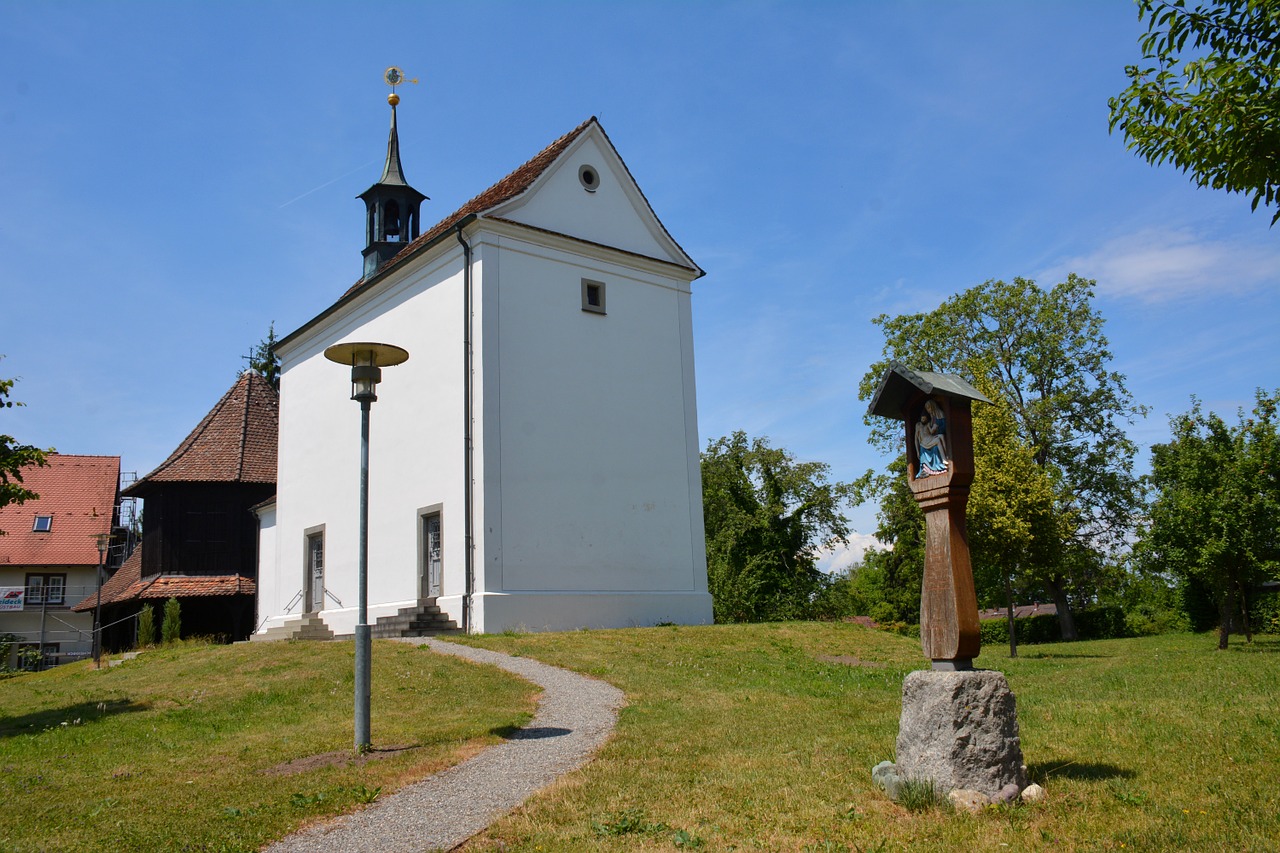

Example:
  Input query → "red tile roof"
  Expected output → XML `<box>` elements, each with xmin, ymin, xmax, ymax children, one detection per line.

<box><xmin>126</xmin><ymin>371</ymin><xmax>277</xmax><ymax>495</ymax></box>
<box><xmin>71</xmin><ymin>546</ymin><xmax>256</xmax><ymax>611</ymax></box>
<box><xmin>0</xmin><ymin>454</ymin><xmax>119</xmax><ymax>567</ymax></box>
<box><xmin>73</xmin><ymin>546</ymin><xmax>141</xmax><ymax>610</ymax></box>
<box><xmin>340</xmin><ymin>117</ymin><xmax>597</xmax><ymax>300</ymax></box>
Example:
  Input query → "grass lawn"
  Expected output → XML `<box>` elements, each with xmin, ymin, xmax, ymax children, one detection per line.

<box><xmin>2</xmin><ymin>626</ymin><xmax>1276</xmax><ymax>852</ymax></box>
<box><xmin>0</xmin><ymin>639</ymin><xmax>537</xmax><ymax>853</ymax></box>
<box><xmin>456</xmin><ymin>624</ymin><xmax>1280</xmax><ymax>852</ymax></box>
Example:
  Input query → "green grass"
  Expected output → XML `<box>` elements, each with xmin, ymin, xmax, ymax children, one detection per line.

<box><xmin>453</xmin><ymin>625</ymin><xmax>1280</xmax><ymax>852</ymax></box>
<box><xmin>0</xmin><ymin>639</ymin><xmax>536</xmax><ymax>853</ymax></box>
<box><xmin>2</xmin><ymin>627</ymin><xmax>1277</xmax><ymax>852</ymax></box>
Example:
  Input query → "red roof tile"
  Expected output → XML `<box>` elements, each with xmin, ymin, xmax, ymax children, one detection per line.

<box><xmin>340</xmin><ymin>117</ymin><xmax>598</xmax><ymax>299</ymax></box>
<box><xmin>127</xmin><ymin>371</ymin><xmax>277</xmax><ymax>494</ymax></box>
<box><xmin>0</xmin><ymin>454</ymin><xmax>119</xmax><ymax>566</ymax></box>
<box><xmin>72</xmin><ymin>545</ymin><xmax>141</xmax><ymax>610</ymax></box>
<box><xmin>72</xmin><ymin>546</ymin><xmax>255</xmax><ymax>611</ymax></box>
<box><xmin>135</xmin><ymin>574</ymin><xmax>256</xmax><ymax>599</ymax></box>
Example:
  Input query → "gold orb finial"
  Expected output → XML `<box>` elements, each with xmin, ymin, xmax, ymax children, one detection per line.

<box><xmin>388</xmin><ymin>92</ymin><xmax>400</xmax><ymax>106</ymax></box>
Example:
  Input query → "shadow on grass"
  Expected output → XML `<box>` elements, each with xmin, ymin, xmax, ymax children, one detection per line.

<box><xmin>1225</xmin><ymin>639</ymin><xmax>1280</xmax><ymax>653</ymax></box>
<box><xmin>1029</xmin><ymin>760</ymin><xmax>1135</xmax><ymax>782</ymax></box>
<box><xmin>493</xmin><ymin>725</ymin><xmax>572</xmax><ymax>740</ymax></box>
<box><xmin>0</xmin><ymin>698</ymin><xmax>146</xmax><ymax>738</ymax></box>
<box><xmin>1019</xmin><ymin>652</ymin><xmax>1113</xmax><ymax>660</ymax></box>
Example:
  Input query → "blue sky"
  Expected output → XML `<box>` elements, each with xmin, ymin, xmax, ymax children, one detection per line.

<box><xmin>3</xmin><ymin>2</ymin><xmax>1278</xmax><ymax>568</ymax></box>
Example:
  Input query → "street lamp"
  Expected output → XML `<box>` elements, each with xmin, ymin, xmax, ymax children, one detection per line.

<box><xmin>93</xmin><ymin>531</ymin><xmax>110</xmax><ymax>669</ymax></box>
<box><xmin>323</xmin><ymin>341</ymin><xmax>409</xmax><ymax>753</ymax></box>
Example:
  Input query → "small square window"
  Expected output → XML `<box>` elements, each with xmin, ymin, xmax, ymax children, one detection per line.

<box><xmin>32</xmin><ymin>515</ymin><xmax>52</xmax><ymax>533</ymax></box>
<box><xmin>581</xmin><ymin>279</ymin><xmax>606</xmax><ymax>315</ymax></box>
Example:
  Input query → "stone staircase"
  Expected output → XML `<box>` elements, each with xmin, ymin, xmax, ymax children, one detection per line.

<box><xmin>371</xmin><ymin>598</ymin><xmax>462</xmax><ymax>638</ymax></box>
<box><xmin>251</xmin><ymin>613</ymin><xmax>336</xmax><ymax>642</ymax></box>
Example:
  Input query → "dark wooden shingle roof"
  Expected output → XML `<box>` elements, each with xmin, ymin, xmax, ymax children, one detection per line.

<box><xmin>125</xmin><ymin>371</ymin><xmax>278</xmax><ymax>495</ymax></box>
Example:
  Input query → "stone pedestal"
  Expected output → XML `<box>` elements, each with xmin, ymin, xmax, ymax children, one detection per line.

<box><xmin>895</xmin><ymin>670</ymin><xmax>1027</xmax><ymax>797</ymax></box>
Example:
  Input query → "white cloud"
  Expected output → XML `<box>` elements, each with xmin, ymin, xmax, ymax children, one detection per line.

<box><xmin>816</xmin><ymin>532</ymin><xmax>885</xmax><ymax>575</ymax></box>
<box><xmin>1040</xmin><ymin>228</ymin><xmax>1280</xmax><ymax>302</ymax></box>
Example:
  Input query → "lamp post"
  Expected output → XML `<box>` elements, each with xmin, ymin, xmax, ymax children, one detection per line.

<box><xmin>324</xmin><ymin>341</ymin><xmax>409</xmax><ymax>753</ymax></box>
<box><xmin>93</xmin><ymin>532</ymin><xmax>110</xmax><ymax>669</ymax></box>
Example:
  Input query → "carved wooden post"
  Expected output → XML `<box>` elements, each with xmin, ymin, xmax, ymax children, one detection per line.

<box><xmin>868</xmin><ymin>363</ymin><xmax>989</xmax><ymax>670</ymax></box>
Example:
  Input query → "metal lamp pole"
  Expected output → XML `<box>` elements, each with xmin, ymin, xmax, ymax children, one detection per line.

<box><xmin>324</xmin><ymin>341</ymin><xmax>409</xmax><ymax>753</ymax></box>
<box><xmin>93</xmin><ymin>532</ymin><xmax>109</xmax><ymax>669</ymax></box>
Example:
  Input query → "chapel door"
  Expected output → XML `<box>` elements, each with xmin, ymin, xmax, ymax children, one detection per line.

<box><xmin>423</xmin><ymin>514</ymin><xmax>443</xmax><ymax>599</ymax></box>
<box><xmin>306</xmin><ymin>533</ymin><xmax>325</xmax><ymax>613</ymax></box>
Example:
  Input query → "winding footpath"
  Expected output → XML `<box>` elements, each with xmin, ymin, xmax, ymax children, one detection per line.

<box><xmin>263</xmin><ymin>638</ymin><xmax>625</xmax><ymax>853</ymax></box>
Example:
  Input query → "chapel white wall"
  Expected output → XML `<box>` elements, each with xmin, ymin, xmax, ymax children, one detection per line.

<box><xmin>264</xmin><ymin>251</ymin><xmax>468</xmax><ymax>636</ymax></box>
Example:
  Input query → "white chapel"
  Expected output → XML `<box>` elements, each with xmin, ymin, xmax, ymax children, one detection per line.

<box><xmin>254</xmin><ymin>93</ymin><xmax>713</xmax><ymax>636</ymax></box>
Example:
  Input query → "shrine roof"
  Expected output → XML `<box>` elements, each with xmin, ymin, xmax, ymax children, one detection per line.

<box><xmin>866</xmin><ymin>362</ymin><xmax>991</xmax><ymax>421</ymax></box>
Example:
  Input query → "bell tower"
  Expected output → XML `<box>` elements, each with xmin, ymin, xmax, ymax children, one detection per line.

<box><xmin>359</xmin><ymin>67</ymin><xmax>427</xmax><ymax>280</ymax></box>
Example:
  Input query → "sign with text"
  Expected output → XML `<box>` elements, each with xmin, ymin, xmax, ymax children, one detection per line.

<box><xmin>0</xmin><ymin>588</ymin><xmax>25</xmax><ymax>611</ymax></box>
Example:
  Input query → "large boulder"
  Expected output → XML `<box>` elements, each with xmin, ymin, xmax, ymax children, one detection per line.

<box><xmin>895</xmin><ymin>669</ymin><xmax>1028</xmax><ymax>797</ymax></box>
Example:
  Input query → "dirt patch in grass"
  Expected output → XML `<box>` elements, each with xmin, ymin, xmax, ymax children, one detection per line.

<box><xmin>261</xmin><ymin>743</ymin><xmax>418</xmax><ymax>776</ymax></box>
<box><xmin>815</xmin><ymin>653</ymin><xmax>887</xmax><ymax>668</ymax></box>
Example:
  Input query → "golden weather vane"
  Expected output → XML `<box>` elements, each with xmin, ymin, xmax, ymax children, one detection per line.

<box><xmin>384</xmin><ymin>67</ymin><xmax>419</xmax><ymax>105</ymax></box>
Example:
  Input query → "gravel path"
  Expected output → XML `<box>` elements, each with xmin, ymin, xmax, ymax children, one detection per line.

<box><xmin>262</xmin><ymin>638</ymin><xmax>625</xmax><ymax>853</ymax></box>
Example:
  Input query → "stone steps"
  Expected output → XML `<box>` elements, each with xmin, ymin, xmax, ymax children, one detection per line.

<box><xmin>251</xmin><ymin>613</ymin><xmax>336</xmax><ymax>642</ymax></box>
<box><xmin>371</xmin><ymin>598</ymin><xmax>462</xmax><ymax>639</ymax></box>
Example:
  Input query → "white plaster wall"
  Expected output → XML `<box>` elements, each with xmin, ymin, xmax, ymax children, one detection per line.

<box><xmin>495</xmin><ymin>133</ymin><xmax>683</xmax><ymax>266</ymax></box>
<box><xmin>0</xmin><ymin>565</ymin><xmax>97</xmax><ymax>661</ymax></box>
<box><xmin>478</xmin><ymin>230</ymin><xmax>711</xmax><ymax>629</ymax></box>
<box><xmin>264</xmin><ymin>248</ymin><xmax>469</xmax><ymax>636</ymax></box>
<box><xmin>253</xmin><ymin>502</ymin><xmax>276</xmax><ymax>630</ymax></box>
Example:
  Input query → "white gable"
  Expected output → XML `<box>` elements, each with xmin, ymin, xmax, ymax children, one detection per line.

<box><xmin>486</xmin><ymin>126</ymin><xmax>697</xmax><ymax>274</ymax></box>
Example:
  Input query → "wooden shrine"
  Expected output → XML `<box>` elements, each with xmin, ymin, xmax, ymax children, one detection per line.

<box><xmin>867</xmin><ymin>363</ymin><xmax>990</xmax><ymax>669</ymax></box>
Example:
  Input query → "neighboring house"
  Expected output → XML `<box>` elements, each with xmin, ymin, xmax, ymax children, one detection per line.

<box><xmin>978</xmin><ymin>603</ymin><xmax>1058</xmax><ymax>621</ymax></box>
<box><xmin>257</xmin><ymin>105</ymin><xmax>713</xmax><ymax>637</ymax></box>
<box><xmin>75</xmin><ymin>371</ymin><xmax>277</xmax><ymax>644</ymax></box>
<box><xmin>0</xmin><ymin>454</ymin><xmax>121</xmax><ymax>668</ymax></box>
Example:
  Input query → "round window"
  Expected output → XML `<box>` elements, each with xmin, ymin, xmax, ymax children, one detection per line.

<box><xmin>578</xmin><ymin>164</ymin><xmax>600</xmax><ymax>192</ymax></box>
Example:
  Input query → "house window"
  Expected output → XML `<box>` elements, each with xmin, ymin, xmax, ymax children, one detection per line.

<box><xmin>16</xmin><ymin>643</ymin><xmax>57</xmax><ymax>671</ymax></box>
<box><xmin>582</xmin><ymin>279</ymin><xmax>606</xmax><ymax>315</ymax></box>
<box><xmin>578</xmin><ymin>164</ymin><xmax>600</xmax><ymax>192</ymax></box>
<box><xmin>25</xmin><ymin>573</ymin><xmax>66</xmax><ymax>606</ymax></box>
<box><xmin>32</xmin><ymin>515</ymin><xmax>52</xmax><ymax>532</ymax></box>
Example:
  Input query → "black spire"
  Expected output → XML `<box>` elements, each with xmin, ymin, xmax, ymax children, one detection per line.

<box><xmin>358</xmin><ymin>92</ymin><xmax>427</xmax><ymax>280</ymax></box>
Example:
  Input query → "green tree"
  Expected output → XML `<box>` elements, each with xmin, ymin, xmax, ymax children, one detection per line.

<box><xmin>968</xmin><ymin>382</ymin><xmax>1064</xmax><ymax>656</ymax></box>
<box><xmin>1</xmin><ymin>360</ymin><xmax>50</xmax><ymax>531</ymax></box>
<box><xmin>250</xmin><ymin>322</ymin><xmax>281</xmax><ymax>391</ymax></box>
<box><xmin>844</xmin><ymin>458</ymin><xmax>925</xmax><ymax>625</ymax></box>
<box><xmin>701</xmin><ymin>432</ymin><xmax>854</xmax><ymax>623</ymax></box>
<box><xmin>1137</xmin><ymin>390</ymin><xmax>1280</xmax><ymax>649</ymax></box>
<box><xmin>859</xmin><ymin>276</ymin><xmax>1147</xmax><ymax>639</ymax></box>
<box><xmin>137</xmin><ymin>604</ymin><xmax>156</xmax><ymax>649</ymax></box>
<box><xmin>161</xmin><ymin>597</ymin><xmax>182</xmax><ymax>644</ymax></box>
<box><xmin>1109</xmin><ymin>0</ymin><xmax>1280</xmax><ymax>224</ymax></box>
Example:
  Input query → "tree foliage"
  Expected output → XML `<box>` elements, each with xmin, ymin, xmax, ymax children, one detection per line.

<box><xmin>137</xmin><ymin>604</ymin><xmax>157</xmax><ymax>649</ymax></box>
<box><xmin>162</xmin><ymin>597</ymin><xmax>182</xmax><ymax>645</ymax></box>
<box><xmin>1136</xmin><ymin>390</ymin><xmax>1280</xmax><ymax>648</ymax></box>
<box><xmin>842</xmin><ymin>458</ymin><xmax>924</xmax><ymax>625</ymax></box>
<box><xmin>1</xmin><ymin>360</ymin><xmax>50</xmax><ymax>532</ymax></box>
<box><xmin>968</xmin><ymin>381</ymin><xmax>1064</xmax><ymax>655</ymax></box>
<box><xmin>1109</xmin><ymin>0</ymin><xmax>1280</xmax><ymax>224</ymax></box>
<box><xmin>701</xmin><ymin>432</ymin><xmax>854</xmax><ymax>623</ymax></box>
<box><xmin>250</xmin><ymin>322</ymin><xmax>281</xmax><ymax>392</ymax></box>
<box><xmin>859</xmin><ymin>276</ymin><xmax>1147</xmax><ymax>638</ymax></box>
